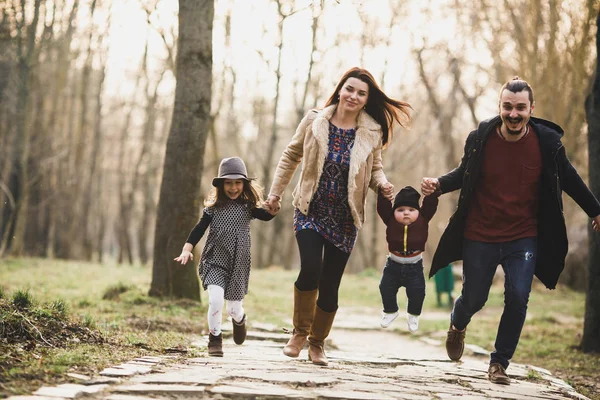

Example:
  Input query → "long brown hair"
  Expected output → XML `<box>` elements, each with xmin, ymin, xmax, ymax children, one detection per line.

<box><xmin>325</xmin><ymin>67</ymin><xmax>412</xmax><ymax>147</ymax></box>
<box><xmin>204</xmin><ymin>179</ymin><xmax>264</xmax><ymax>208</ymax></box>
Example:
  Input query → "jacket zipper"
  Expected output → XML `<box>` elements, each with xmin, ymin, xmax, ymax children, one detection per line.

<box><xmin>553</xmin><ymin>143</ymin><xmax>564</xmax><ymax>215</ymax></box>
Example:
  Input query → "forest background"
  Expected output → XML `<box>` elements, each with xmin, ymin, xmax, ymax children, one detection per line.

<box><xmin>0</xmin><ymin>0</ymin><xmax>599</xmax><ymax>297</ymax></box>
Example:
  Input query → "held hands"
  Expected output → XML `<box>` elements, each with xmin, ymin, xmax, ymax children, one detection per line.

<box><xmin>264</xmin><ymin>194</ymin><xmax>282</xmax><ymax>216</ymax></box>
<box><xmin>381</xmin><ymin>182</ymin><xmax>394</xmax><ymax>201</ymax></box>
<box><xmin>593</xmin><ymin>215</ymin><xmax>600</xmax><ymax>232</ymax></box>
<box><xmin>421</xmin><ymin>177</ymin><xmax>439</xmax><ymax>196</ymax></box>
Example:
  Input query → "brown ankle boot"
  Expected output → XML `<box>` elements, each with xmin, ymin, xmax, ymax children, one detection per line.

<box><xmin>208</xmin><ymin>333</ymin><xmax>223</xmax><ymax>357</ymax></box>
<box><xmin>307</xmin><ymin>306</ymin><xmax>336</xmax><ymax>366</ymax></box>
<box><xmin>283</xmin><ymin>286</ymin><xmax>318</xmax><ymax>358</ymax></box>
<box><xmin>232</xmin><ymin>314</ymin><xmax>247</xmax><ymax>345</ymax></box>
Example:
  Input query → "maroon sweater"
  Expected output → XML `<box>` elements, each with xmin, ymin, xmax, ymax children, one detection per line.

<box><xmin>377</xmin><ymin>192</ymin><xmax>438</xmax><ymax>254</ymax></box>
<box><xmin>465</xmin><ymin>126</ymin><xmax>541</xmax><ymax>242</ymax></box>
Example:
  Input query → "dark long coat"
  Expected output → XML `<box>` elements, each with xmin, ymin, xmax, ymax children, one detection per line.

<box><xmin>429</xmin><ymin>116</ymin><xmax>600</xmax><ymax>289</ymax></box>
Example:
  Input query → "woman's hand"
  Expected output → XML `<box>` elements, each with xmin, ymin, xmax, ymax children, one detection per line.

<box><xmin>265</xmin><ymin>194</ymin><xmax>282</xmax><ymax>215</ymax></box>
<box><xmin>381</xmin><ymin>182</ymin><xmax>394</xmax><ymax>201</ymax></box>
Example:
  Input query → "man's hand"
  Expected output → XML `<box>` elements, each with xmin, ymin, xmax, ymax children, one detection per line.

<box><xmin>421</xmin><ymin>177</ymin><xmax>439</xmax><ymax>196</ymax></box>
<box><xmin>593</xmin><ymin>215</ymin><xmax>600</xmax><ymax>232</ymax></box>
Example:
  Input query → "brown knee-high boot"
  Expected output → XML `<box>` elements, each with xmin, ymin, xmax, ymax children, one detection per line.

<box><xmin>308</xmin><ymin>306</ymin><xmax>336</xmax><ymax>366</ymax></box>
<box><xmin>283</xmin><ymin>286</ymin><xmax>318</xmax><ymax>357</ymax></box>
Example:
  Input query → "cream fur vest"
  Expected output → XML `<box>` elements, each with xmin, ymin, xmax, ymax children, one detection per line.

<box><xmin>269</xmin><ymin>105</ymin><xmax>388</xmax><ymax>229</ymax></box>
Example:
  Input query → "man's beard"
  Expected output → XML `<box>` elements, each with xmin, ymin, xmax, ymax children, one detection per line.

<box><xmin>506</xmin><ymin>117</ymin><xmax>525</xmax><ymax>135</ymax></box>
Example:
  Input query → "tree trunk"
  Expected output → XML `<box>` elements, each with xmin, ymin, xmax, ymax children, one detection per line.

<box><xmin>10</xmin><ymin>0</ymin><xmax>42</xmax><ymax>255</ymax></box>
<box><xmin>149</xmin><ymin>0</ymin><xmax>213</xmax><ymax>300</ymax></box>
<box><xmin>258</xmin><ymin>1</ymin><xmax>285</xmax><ymax>269</ymax></box>
<box><xmin>582</xmin><ymin>10</ymin><xmax>600</xmax><ymax>353</ymax></box>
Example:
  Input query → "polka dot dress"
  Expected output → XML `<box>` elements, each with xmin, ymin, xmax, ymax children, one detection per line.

<box><xmin>199</xmin><ymin>200</ymin><xmax>253</xmax><ymax>301</ymax></box>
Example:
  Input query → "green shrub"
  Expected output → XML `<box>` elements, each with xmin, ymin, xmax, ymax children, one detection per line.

<box><xmin>50</xmin><ymin>299</ymin><xmax>68</xmax><ymax>317</ymax></box>
<box><xmin>82</xmin><ymin>314</ymin><xmax>96</xmax><ymax>329</ymax></box>
<box><xmin>102</xmin><ymin>283</ymin><xmax>130</xmax><ymax>300</ymax></box>
<box><xmin>12</xmin><ymin>290</ymin><xmax>33</xmax><ymax>309</ymax></box>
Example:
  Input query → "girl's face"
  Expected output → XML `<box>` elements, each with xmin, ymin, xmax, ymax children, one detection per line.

<box><xmin>394</xmin><ymin>206</ymin><xmax>419</xmax><ymax>225</ymax></box>
<box><xmin>338</xmin><ymin>77</ymin><xmax>369</xmax><ymax>113</ymax></box>
<box><xmin>223</xmin><ymin>179</ymin><xmax>245</xmax><ymax>200</ymax></box>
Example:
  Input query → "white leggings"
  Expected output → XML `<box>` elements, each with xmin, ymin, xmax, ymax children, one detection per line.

<box><xmin>207</xmin><ymin>285</ymin><xmax>245</xmax><ymax>336</ymax></box>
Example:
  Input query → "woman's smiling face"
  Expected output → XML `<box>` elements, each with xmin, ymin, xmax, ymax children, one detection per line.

<box><xmin>338</xmin><ymin>77</ymin><xmax>369</xmax><ymax>113</ymax></box>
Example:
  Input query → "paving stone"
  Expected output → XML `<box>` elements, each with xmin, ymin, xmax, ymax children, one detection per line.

<box><xmin>100</xmin><ymin>368</ymin><xmax>137</xmax><ymax>377</ymax></box>
<box><xmin>134</xmin><ymin>356</ymin><xmax>163</xmax><ymax>363</ymax></box>
<box><xmin>250</xmin><ymin>321</ymin><xmax>280</xmax><ymax>332</ymax></box>
<box><xmin>468</xmin><ymin>379</ymin><xmax>576</xmax><ymax>400</ymax></box>
<box><xmin>105</xmin><ymin>395</ymin><xmax>162</xmax><ymax>400</ymax></box>
<box><xmin>100</xmin><ymin>363</ymin><xmax>152</xmax><ymax>377</ymax></box>
<box><xmin>207</xmin><ymin>383</ymin><xmax>310</xmax><ymax>398</ymax></box>
<box><xmin>120</xmin><ymin>361</ymin><xmax>156</xmax><ymax>366</ymax></box>
<box><xmin>229</xmin><ymin>370</ymin><xmax>338</xmax><ymax>385</ymax></box>
<box><xmin>111</xmin><ymin>384</ymin><xmax>206</xmax><ymax>395</ymax></box>
<box><xmin>465</xmin><ymin>343</ymin><xmax>490</xmax><ymax>356</ymax></box>
<box><xmin>245</xmin><ymin>330</ymin><xmax>291</xmax><ymax>342</ymax></box>
<box><xmin>119</xmin><ymin>364</ymin><xmax>153</xmax><ymax>373</ymax></box>
<box><xmin>65</xmin><ymin>373</ymin><xmax>91</xmax><ymax>381</ymax></box>
<box><xmin>312</xmin><ymin>388</ymin><xmax>398</xmax><ymax>399</ymax></box>
<box><xmin>129</xmin><ymin>367</ymin><xmax>225</xmax><ymax>385</ymax></box>
<box><xmin>33</xmin><ymin>383</ymin><xmax>109</xmax><ymax>398</ymax></box>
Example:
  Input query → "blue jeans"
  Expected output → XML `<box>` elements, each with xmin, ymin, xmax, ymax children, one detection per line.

<box><xmin>379</xmin><ymin>258</ymin><xmax>425</xmax><ymax>315</ymax></box>
<box><xmin>452</xmin><ymin>237</ymin><xmax>537</xmax><ymax>369</ymax></box>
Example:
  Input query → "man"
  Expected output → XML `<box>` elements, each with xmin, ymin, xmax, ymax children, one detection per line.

<box><xmin>422</xmin><ymin>76</ymin><xmax>600</xmax><ymax>385</ymax></box>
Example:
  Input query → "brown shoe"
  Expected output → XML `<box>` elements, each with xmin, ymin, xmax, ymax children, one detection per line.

<box><xmin>232</xmin><ymin>314</ymin><xmax>247</xmax><ymax>345</ymax></box>
<box><xmin>208</xmin><ymin>333</ymin><xmax>223</xmax><ymax>357</ymax></box>
<box><xmin>446</xmin><ymin>323</ymin><xmax>466</xmax><ymax>361</ymax></box>
<box><xmin>307</xmin><ymin>306</ymin><xmax>337</xmax><ymax>366</ymax></box>
<box><xmin>283</xmin><ymin>287</ymin><xmax>317</xmax><ymax>358</ymax></box>
<box><xmin>488</xmin><ymin>363</ymin><xmax>510</xmax><ymax>385</ymax></box>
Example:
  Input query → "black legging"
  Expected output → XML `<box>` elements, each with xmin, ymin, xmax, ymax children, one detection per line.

<box><xmin>295</xmin><ymin>229</ymin><xmax>351</xmax><ymax>312</ymax></box>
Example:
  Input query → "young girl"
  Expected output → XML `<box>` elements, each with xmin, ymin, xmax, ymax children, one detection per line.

<box><xmin>174</xmin><ymin>157</ymin><xmax>275</xmax><ymax>357</ymax></box>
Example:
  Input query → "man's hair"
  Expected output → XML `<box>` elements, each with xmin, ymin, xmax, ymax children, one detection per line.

<box><xmin>499</xmin><ymin>76</ymin><xmax>534</xmax><ymax>105</ymax></box>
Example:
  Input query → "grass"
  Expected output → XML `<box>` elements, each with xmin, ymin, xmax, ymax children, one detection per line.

<box><xmin>0</xmin><ymin>257</ymin><xmax>598</xmax><ymax>399</ymax></box>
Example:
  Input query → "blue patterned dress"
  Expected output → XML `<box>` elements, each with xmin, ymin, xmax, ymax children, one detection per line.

<box><xmin>294</xmin><ymin>122</ymin><xmax>358</xmax><ymax>253</ymax></box>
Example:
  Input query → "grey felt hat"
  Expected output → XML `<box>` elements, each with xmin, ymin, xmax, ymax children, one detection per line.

<box><xmin>212</xmin><ymin>157</ymin><xmax>253</xmax><ymax>187</ymax></box>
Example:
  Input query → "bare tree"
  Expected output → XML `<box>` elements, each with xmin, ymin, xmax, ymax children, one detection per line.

<box><xmin>149</xmin><ymin>0</ymin><xmax>213</xmax><ymax>299</ymax></box>
<box><xmin>582</xmin><ymin>9</ymin><xmax>600</xmax><ymax>353</ymax></box>
<box><xmin>9</xmin><ymin>0</ymin><xmax>42</xmax><ymax>255</ymax></box>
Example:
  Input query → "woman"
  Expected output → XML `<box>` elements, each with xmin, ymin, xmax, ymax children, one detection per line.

<box><xmin>265</xmin><ymin>67</ymin><xmax>411</xmax><ymax>366</ymax></box>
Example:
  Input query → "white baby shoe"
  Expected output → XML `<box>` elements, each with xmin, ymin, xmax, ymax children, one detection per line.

<box><xmin>380</xmin><ymin>311</ymin><xmax>399</xmax><ymax>328</ymax></box>
<box><xmin>407</xmin><ymin>313</ymin><xmax>419</xmax><ymax>332</ymax></box>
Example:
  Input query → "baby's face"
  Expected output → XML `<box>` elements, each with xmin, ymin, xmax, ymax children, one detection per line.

<box><xmin>394</xmin><ymin>206</ymin><xmax>419</xmax><ymax>225</ymax></box>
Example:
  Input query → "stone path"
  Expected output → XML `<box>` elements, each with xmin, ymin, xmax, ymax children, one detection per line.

<box><xmin>7</xmin><ymin>309</ymin><xmax>589</xmax><ymax>400</ymax></box>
